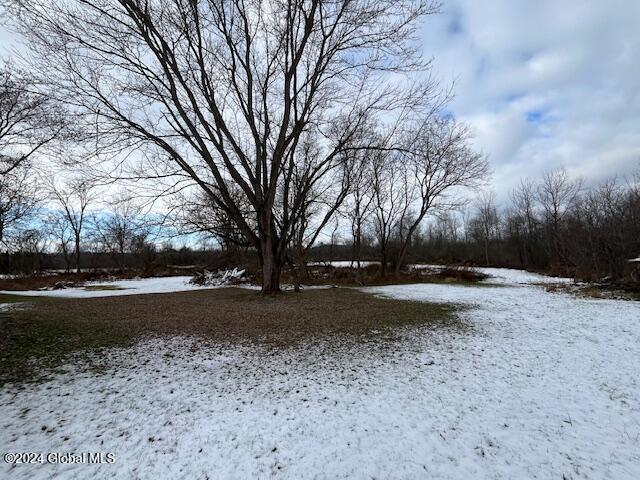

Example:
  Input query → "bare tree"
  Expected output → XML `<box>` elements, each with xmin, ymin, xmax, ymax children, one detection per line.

<box><xmin>0</xmin><ymin>65</ymin><xmax>65</xmax><ymax>175</ymax></box>
<box><xmin>10</xmin><ymin>0</ymin><xmax>441</xmax><ymax>292</ymax></box>
<box><xmin>92</xmin><ymin>195</ymin><xmax>150</xmax><ymax>271</ymax></box>
<box><xmin>46</xmin><ymin>210</ymin><xmax>74</xmax><ymax>271</ymax></box>
<box><xmin>288</xmin><ymin>136</ymin><xmax>353</xmax><ymax>280</ymax></box>
<box><xmin>471</xmin><ymin>191</ymin><xmax>499</xmax><ymax>266</ymax></box>
<box><xmin>369</xmin><ymin>116</ymin><xmax>486</xmax><ymax>276</ymax></box>
<box><xmin>46</xmin><ymin>176</ymin><xmax>96</xmax><ymax>273</ymax></box>
<box><xmin>345</xmin><ymin>149</ymin><xmax>376</xmax><ymax>272</ymax></box>
<box><xmin>0</xmin><ymin>163</ymin><xmax>39</xmax><ymax>246</ymax></box>
<box><xmin>509</xmin><ymin>178</ymin><xmax>539</xmax><ymax>266</ymax></box>
<box><xmin>370</xmin><ymin>148</ymin><xmax>409</xmax><ymax>276</ymax></box>
<box><xmin>391</xmin><ymin>117</ymin><xmax>487</xmax><ymax>274</ymax></box>
<box><xmin>538</xmin><ymin>168</ymin><xmax>582</xmax><ymax>266</ymax></box>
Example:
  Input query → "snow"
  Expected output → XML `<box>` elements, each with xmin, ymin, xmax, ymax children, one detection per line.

<box><xmin>0</xmin><ymin>265</ymin><xmax>572</xmax><ymax>299</ymax></box>
<box><xmin>2</xmin><ymin>269</ymin><xmax>640</xmax><ymax>479</ymax></box>
<box><xmin>308</xmin><ymin>260</ymin><xmax>379</xmax><ymax>268</ymax></box>
<box><xmin>311</xmin><ymin>261</ymin><xmax>574</xmax><ymax>285</ymax></box>
<box><xmin>475</xmin><ymin>266</ymin><xmax>572</xmax><ymax>285</ymax></box>
<box><xmin>0</xmin><ymin>276</ymin><xmax>218</xmax><ymax>298</ymax></box>
<box><xmin>0</xmin><ymin>276</ymin><xmax>327</xmax><ymax>298</ymax></box>
<box><xmin>409</xmin><ymin>263</ymin><xmax>573</xmax><ymax>285</ymax></box>
<box><xmin>190</xmin><ymin>268</ymin><xmax>246</xmax><ymax>286</ymax></box>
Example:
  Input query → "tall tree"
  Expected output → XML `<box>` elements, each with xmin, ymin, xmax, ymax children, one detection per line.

<box><xmin>509</xmin><ymin>178</ymin><xmax>539</xmax><ymax>266</ymax></box>
<box><xmin>369</xmin><ymin>116</ymin><xmax>487</xmax><ymax>276</ymax></box>
<box><xmin>92</xmin><ymin>195</ymin><xmax>151</xmax><ymax>271</ymax></box>
<box><xmin>9</xmin><ymin>0</ymin><xmax>440</xmax><ymax>292</ymax></box>
<box><xmin>0</xmin><ymin>66</ymin><xmax>65</xmax><ymax>175</ymax></box>
<box><xmin>391</xmin><ymin>117</ymin><xmax>487</xmax><ymax>274</ymax></box>
<box><xmin>46</xmin><ymin>177</ymin><xmax>96</xmax><ymax>273</ymax></box>
<box><xmin>472</xmin><ymin>191</ymin><xmax>499</xmax><ymax>266</ymax></box>
<box><xmin>538</xmin><ymin>168</ymin><xmax>582</xmax><ymax>267</ymax></box>
<box><xmin>345</xmin><ymin>148</ymin><xmax>376</xmax><ymax>273</ymax></box>
<box><xmin>0</xmin><ymin>163</ymin><xmax>39</xmax><ymax>246</ymax></box>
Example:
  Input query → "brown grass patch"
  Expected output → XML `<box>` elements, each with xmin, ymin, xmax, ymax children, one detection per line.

<box><xmin>287</xmin><ymin>264</ymin><xmax>489</xmax><ymax>287</ymax></box>
<box><xmin>0</xmin><ymin>288</ymin><xmax>461</xmax><ymax>385</ymax></box>
<box><xmin>545</xmin><ymin>283</ymin><xmax>640</xmax><ymax>301</ymax></box>
<box><xmin>0</xmin><ymin>269</ymin><xmax>192</xmax><ymax>291</ymax></box>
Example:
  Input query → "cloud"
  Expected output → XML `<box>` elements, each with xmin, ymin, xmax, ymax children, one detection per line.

<box><xmin>2</xmin><ymin>1</ymin><xmax>638</xmax><ymax>205</ymax></box>
<box><xmin>420</xmin><ymin>0</ymin><xmax>640</xmax><ymax>200</ymax></box>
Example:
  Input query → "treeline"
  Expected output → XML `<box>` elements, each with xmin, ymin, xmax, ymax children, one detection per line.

<box><xmin>3</xmin><ymin>160</ymin><xmax>639</xmax><ymax>284</ymax></box>
<box><xmin>2</xmin><ymin>66</ymin><xmax>638</xmax><ymax>282</ymax></box>
<box><xmin>462</xmin><ymin>170</ymin><xmax>640</xmax><ymax>281</ymax></box>
<box><xmin>0</xmin><ymin>173</ymin><xmax>175</xmax><ymax>274</ymax></box>
<box><xmin>314</xmin><ymin>169</ymin><xmax>639</xmax><ymax>282</ymax></box>
<box><xmin>0</xmin><ymin>246</ymin><xmax>232</xmax><ymax>276</ymax></box>
<box><xmin>3</xmin><ymin>1</ymin><xmax>639</xmax><ymax>291</ymax></box>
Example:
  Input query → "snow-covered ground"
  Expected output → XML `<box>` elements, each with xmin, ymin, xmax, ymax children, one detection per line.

<box><xmin>0</xmin><ymin>276</ymin><xmax>215</xmax><ymax>298</ymax></box>
<box><xmin>409</xmin><ymin>263</ymin><xmax>574</xmax><ymax>285</ymax></box>
<box><xmin>476</xmin><ymin>266</ymin><xmax>573</xmax><ymax>285</ymax></box>
<box><xmin>0</xmin><ymin>265</ymin><xmax>570</xmax><ymax>299</ymax></box>
<box><xmin>311</xmin><ymin>261</ymin><xmax>574</xmax><ymax>285</ymax></box>
<box><xmin>1</xmin><ymin>269</ymin><xmax>639</xmax><ymax>479</ymax></box>
<box><xmin>308</xmin><ymin>260</ymin><xmax>380</xmax><ymax>268</ymax></box>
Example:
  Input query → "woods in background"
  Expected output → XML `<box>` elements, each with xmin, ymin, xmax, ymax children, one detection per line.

<box><xmin>0</xmin><ymin>2</ymin><xmax>638</xmax><ymax>287</ymax></box>
<box><xmin>419</xmin><ymin>169</ymin><xmax>640</xmax><ymax>282</ymax></box>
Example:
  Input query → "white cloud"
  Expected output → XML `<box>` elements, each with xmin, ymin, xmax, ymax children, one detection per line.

<box><xmin>420</xmin><ymin>0</ymin><xmax>640</xmax><ymax>200</ymax></box>
<box><xmin>1</xmin><ymin>1</ymin><xmax>638</xmax><ymax>204</ymax></box>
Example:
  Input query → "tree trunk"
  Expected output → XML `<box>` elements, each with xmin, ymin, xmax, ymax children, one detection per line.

<box><xmin>394</xmin><ymin>222</ymin><xmax>421</xmax><ymax>277</ymax></box>
<box><xmin>75</xmin><ymin>233</ymin><xmax>81</xmax><ymax>273</ymax></box>
<box><xmin>484</xmin><ymin>237</ymin><xmax>490</xmax><ymax>266</ymax></box>
<box><xmin>261</xmin><ymin>250</ymin><xmax>282</xmax><ymax>294</ymax></box>
<box><xmin>285</xmin><ymin>255</ymin><xmax>301</xmax><ymax>293</ymax></box>
<box><xmin>380</xmin><ymin>245</ymin><xmax>388</xmax><ymax>278</ymax></box>
<box><xmin>394</xmin><ymin>239</ymin><xmax>411</xmax><ymax>277</ymax></box>
<box><xmin>258</xmin><ymin>215</ymin><xmax>282</xmax><ymax>294</ymax></box>
<box><xmin>295</xmin><ymin>252</ymin><xmax>309</xmax><ymax>281</ymax></box>
<box><xmin>353</xmin><ymin>226</ymin><xmax>364</xmax><ymax>284</ymax></box>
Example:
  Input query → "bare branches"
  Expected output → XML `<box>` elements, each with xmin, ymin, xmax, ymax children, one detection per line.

<box><xmin>0</xmin><ymin>161</ymin><xmax>40</xmax><ymax>245</ymax></box>
<box><xmin>0</xmin><ymin>65</ymin><xmax>67</xmax><ymax>174</ymax></box>
<box><xmin>369</xmin><ymin>114</ymin><xmax>488</xmax><ymax>275</ymax></box>
<box><xmin>44</xmin><ymin>175</ymin><xmax>98</xmax><ymax>272</ymax></box>
<box><xmin>6</xmin><ymin>0</ymin><xmax>442</xmax><ymax>291</ymax></box>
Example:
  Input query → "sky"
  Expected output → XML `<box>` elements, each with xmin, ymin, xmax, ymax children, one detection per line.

<box><xmin>419</xmin><ymin>0</ymin><xmax>640</xmax><ymax>201</ymax></box>
<box><xmin>1</xmin><ymin>1</ymin><xmax>639</xmax><ymax>204</ymax></box>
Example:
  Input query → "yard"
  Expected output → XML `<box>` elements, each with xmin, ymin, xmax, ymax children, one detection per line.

<box><xmin>1</xmin><ymin>268</ymin><xmax>639</xmax><ymax>479</ymax></box>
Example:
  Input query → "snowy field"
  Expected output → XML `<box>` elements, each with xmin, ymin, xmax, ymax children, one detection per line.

<box><xmin>0</xmin><ymin>265</ymin><xmax>571</xmax><ymax>299</ymax></box>
<box><xmin>308</xmin><ymin>260</ymin><xmax>380</xmax><ymax>268</ymax></box>
<box><xmin>0</xmin><ymin>276</ymin><xmax>213</xmax><ymax>298</ymax></box>
<box><xmin>1</xmin><ymin>268</ymin><xmax>639</xmax><ymax>479</ymax></box>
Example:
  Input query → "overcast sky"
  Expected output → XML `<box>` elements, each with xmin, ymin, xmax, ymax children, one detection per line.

<box><xmin>419</xmin><ymin>0</ymin><xmax>640</xmax><ymax>200</ymax></box>
<box><xmin>1</xmin><ymin>1</ymin><xmax>639</xmax><ymax>203</ymax></box>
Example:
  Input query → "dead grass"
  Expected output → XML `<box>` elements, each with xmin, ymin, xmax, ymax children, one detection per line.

<box><xmin>545</xmin><ymin>283</ymin><xmax>640</xmax><ymax>301</ymax></box>
<box><xmin>0</xmin><ymin>272</ymin><xmax>121</xmax><ymax>291</ymax></box>
<box><xmin>0</xmin><ymin>268</ymin><xmax>188</xmax><ymax>291</ymax></box>
<box><xmin>83</xmin><ymin>285</ymin><xmax>126</xmax><ymax>291</ymax></box>
<box><xmin>0</xmin><ymin>288</ymin><xmax>462</xmax><ymax>386</ymax></box>
<box><xmin>286</xmin><ymin>264</ymin><xmax>489</xmax><ymax>288</ymax></box>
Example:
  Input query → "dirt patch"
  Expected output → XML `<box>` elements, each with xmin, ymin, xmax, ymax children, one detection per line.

<box><xmin>0</xmin><ymin>288</ymin><xmax>462</xmax><ymax>386</ymax></box>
